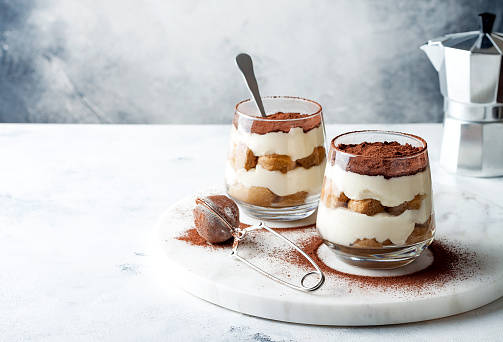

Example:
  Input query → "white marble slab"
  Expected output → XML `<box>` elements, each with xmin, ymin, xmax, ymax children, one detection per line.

<box><xmin>2</xmin><ymin>123</ymin><xmax>503</xmax><ymax>341</ymax></box>
<box><xmin>155</xmin><ymin>184</ymin><xmax>503</xmax><ymax>326</ymax></box>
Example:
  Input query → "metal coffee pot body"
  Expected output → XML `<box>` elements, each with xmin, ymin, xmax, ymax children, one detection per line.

<box><xmin>421</xmin><ymin>13</ymin><xmax>503</xmax><ymax>177</ymax></box>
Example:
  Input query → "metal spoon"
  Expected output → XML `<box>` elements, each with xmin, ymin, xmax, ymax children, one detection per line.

<box><xmin>235</xmin><ymin>53</ymin><xmax>267</xmax><ymax>118</ymax></box>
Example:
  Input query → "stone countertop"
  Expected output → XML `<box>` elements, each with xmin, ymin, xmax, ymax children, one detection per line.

<box><xmin>1</xmin><ymin>123</ymin><xmax>502</xmax><ymax>341</ymax></box>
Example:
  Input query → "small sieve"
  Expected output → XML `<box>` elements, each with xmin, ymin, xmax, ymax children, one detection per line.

<box><xmin>196</xmin><ymin>197</ymin><xmax>325</xmax><ymax>292</ymax></box>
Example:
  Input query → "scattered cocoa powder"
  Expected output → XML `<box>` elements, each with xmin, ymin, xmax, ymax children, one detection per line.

<box><xmin>233</xmin><ymin>111</ymin><xmax>322</xmax><ymax>134</ymax></box>
<box><xmin>331</xmin><ymin>140</ymin><xmax>429</xmax><ymax>179</ymax></box>
<box><xmin>289</xmin><ymin>236</ymin><xmax>465</xmax><ymax>292</ymax></box>
<box><xmin>176</xmin><ymin>223</ymin><xmax>315</xmax><ymax>248</ymax></box>
<box><xmin>176</xmin><ymin>227</ymin><xmax>233</xmax><ymax>248</ymax></box>
<box><xmin>176</xmin><ymin>222</ymin><xmax>474</xmax><ymax>293</ymax></box>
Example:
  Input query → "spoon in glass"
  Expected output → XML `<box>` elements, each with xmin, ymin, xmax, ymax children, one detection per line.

<box><xmin>235</xmin><ymin>53</ymin><xmax>267</xmax><ymax>118</ymax></box>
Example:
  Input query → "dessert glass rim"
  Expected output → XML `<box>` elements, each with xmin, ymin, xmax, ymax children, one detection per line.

<box><xmin>330</xmin><ymin>130</ymin><xmax>428</xmax><ymax>159</ymax></box>
<box><xmin>235</xmin><ymin>96</ymin><xmax>322</xmax><ymax>121</ymax></box>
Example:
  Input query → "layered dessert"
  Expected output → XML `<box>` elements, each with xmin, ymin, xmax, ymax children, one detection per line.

<box><xmin>225</xmin><ymin>111</ymin><xmax>326</xmax><ymax>208</ymax></box>
<box><xmin>316</xmin><ymin>134</ymin><xmax>435</xmax><ymax>257</ymax></box>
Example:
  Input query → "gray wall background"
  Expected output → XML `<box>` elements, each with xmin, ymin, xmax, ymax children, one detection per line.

<box><xmin>1</xmin><ymin>0</ymin><xmax>502</xmax><ymax>124</ymax></box>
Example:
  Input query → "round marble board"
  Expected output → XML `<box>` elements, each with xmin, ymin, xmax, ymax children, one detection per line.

<box><xmin>154</xmin><ymin>183</ymin><xmax>503</xmax><ymax>326</ymax></box>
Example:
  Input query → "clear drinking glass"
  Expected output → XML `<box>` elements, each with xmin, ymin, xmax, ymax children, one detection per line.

<box><xmin>225</xmin><ymin>96</ymin><xmax>326</xmax><ymax>221</ymax></box>
<box><xmin>316</xmin><ymin>130</ymin><xmax>435</xmax><ymax>269</ymax></box>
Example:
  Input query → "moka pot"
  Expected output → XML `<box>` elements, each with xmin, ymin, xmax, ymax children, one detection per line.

<box><xmin>421</xmin><ymin>12</ymin><xmax>503</xmax><ymax>177</ymax></box>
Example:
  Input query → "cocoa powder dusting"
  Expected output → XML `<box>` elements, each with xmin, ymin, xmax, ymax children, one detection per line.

<box><xmin>177</xmin><ymin>228</ymin><xmax>233</xmax><ymax>248</ymax></box>
<box><xmin>233</xmin><ymin>111</ymin><xmax>322</xmax><ymax>134</ymax></box>
<box><xmin>337</xmin><ymin>141</ymin><xmax>423</xmax><ymax>158</ymax></box>
<box><xmin>332</xmin><ymin>141</ymin><xmax>428</xmax><ymax>179</ymax></box>
<box><xmin>176</xmin><ymin>223</ymin><xmax>314</xmax><ymax>248</ymax></box>
<box><xmin>288</xmin><ymin>236</ymin><xmax>463</xmax><ymax>292</ymax></box>
<box><xmin>177</xmin><ymin>222</ymin><xmax>472</xmax><ymax>293</ymax></box>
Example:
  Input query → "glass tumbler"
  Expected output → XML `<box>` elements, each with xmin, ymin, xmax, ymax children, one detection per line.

<box><xmin>225</xmin><ymin>96</ymin><xmax>326</xmax><ymax>221</ymax></box>
<box><xmin>316</xmin><ymin>130</ymin><xmax>435</xmax><ymax>269</ymax></box>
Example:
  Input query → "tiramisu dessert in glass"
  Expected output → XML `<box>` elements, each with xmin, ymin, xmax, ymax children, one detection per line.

<box><xmin>225</xmin><ymin>96</ymin><xmax>326</xmax><ymax>221</ymax></box>
<box><xmin>316</xmin><ymin>130</ymin><xmax>435</xmax><ymax>268</ymax></box>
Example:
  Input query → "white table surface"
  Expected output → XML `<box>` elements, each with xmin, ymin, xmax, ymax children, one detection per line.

<box><xmin>1</xmin><ymin>123</ymin><xmax>502</xmax><ymax>341</ymax></box>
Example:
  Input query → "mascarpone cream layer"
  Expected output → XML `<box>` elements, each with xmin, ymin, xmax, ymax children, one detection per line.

<box><xmin>325</xmin><ymin>163</ymin><xmax>432</xmax><ymax>207</ymax></box>
<box><xmin>231</xmin><ymin>125</ymin><xmax>325</xmax><ymax>161</ymax></box>
<box><xmin>225</xmin><ymin>162</ymin><xmax>325</xmax><ymax>196</ymax></box>
<box><xmin>316</xmin><ymin>201</ymin><xmax>432</xmax><ymax>245</ymax></box>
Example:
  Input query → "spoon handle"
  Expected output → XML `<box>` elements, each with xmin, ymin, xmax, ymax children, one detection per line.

<box><xmin>235</xmin><ymin>53</ymin><xmax>267</xmax><ymax>117</ymax></box>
